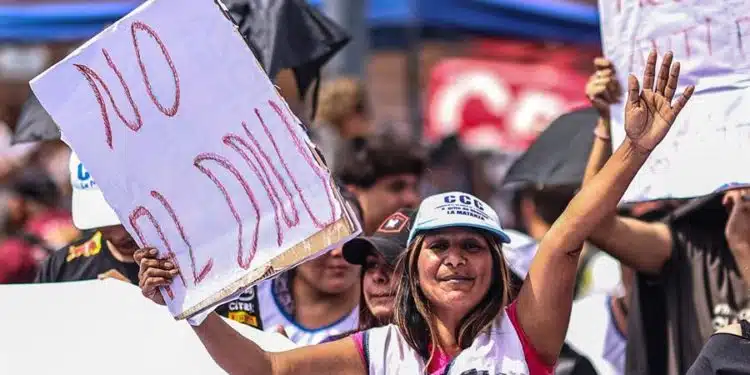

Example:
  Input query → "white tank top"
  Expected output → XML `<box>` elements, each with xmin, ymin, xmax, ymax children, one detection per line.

<box><xmin>256</xmin><ymin>279</ymin><xmax>359</xmax><ymax>346</ymax></box>
<box><xmin>359</xmin><ymin>303</ymin><xmax>548</xmax><ymax>375</ymax></box>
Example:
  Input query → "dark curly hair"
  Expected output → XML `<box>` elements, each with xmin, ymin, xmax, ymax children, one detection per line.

<box><xmin>333</xmin><ymin>133</ymin><xmax>427</xmax><ymax>189</ymax></box>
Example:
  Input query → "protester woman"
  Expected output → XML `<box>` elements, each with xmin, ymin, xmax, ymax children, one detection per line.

<box><xmin>136</xmin><ymin>50</ymin><xmax>693</xmax><ymax>375</ymax></box>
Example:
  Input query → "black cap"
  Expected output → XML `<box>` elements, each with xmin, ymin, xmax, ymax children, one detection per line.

<box><xmin>343</xmin><ymin>208</ymin><xmax>416</xmax><ymax>266</ymax></box>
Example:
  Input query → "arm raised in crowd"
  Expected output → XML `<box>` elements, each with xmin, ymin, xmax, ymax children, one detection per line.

<box><xmin>581</xmin><ymin>54</ymin><xmax>675</xmax><ymax>275</ymax></box>
<box><xmin>516</xmin><ymin>50</ymin><xmax>694</xmax><ymax>364</ymax></box>
<box><xmin>582</xmin><ymin>57</ymin><xmax>617</xmax><ymax>184</ymax></box>
<box><xmin>135</xmin><ymin>249</ymin><xmax>365</xmax><ymax>375</ymax></box>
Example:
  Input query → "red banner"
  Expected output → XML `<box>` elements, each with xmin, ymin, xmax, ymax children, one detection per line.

<box><xmin>425</xmin><ymin>57</ymin><xmax>590</xmax><ymax>152</ymax></box>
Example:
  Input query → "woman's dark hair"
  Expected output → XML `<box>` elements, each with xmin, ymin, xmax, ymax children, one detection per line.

<box><xmin>334</xmin><ymin>133</ymin><xmax>427</xmax><ymax>189</ymax></box>
<box><xmin>357</xmin><ymin>270</ymin><xmax>384</xmax><ymax>331</ymax></box>
<box><xmin>392</xmin><ymin>232</ymin><xmax>512</xmax><ymax>362</ymax></box>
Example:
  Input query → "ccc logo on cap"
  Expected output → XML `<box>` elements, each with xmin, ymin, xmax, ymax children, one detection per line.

<box><xmin>444</xmin><ymin>194</ymin><xmax>484</xmax><ymax>211</ymax></box>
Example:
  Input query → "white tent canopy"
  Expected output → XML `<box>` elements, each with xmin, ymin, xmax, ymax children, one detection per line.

<box><xmin>0</xmin><ymin>279</ymin><xmax>296</xmax><ymax>374</ymax></box>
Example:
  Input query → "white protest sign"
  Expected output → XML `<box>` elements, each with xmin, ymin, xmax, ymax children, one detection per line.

<box><xmin>30</xmin><ymin>0</ymin><xmax>360</xmax><ymax>321</ymax></box>
<box><xmin>0</xmin><ymin>280</ymin><xmax>297</xmax><ymax>375</ymax></box>
<box><xmin>599</xmin><ymin>0</ymin><xmax>750</xmax><ymax>202</ymax></box>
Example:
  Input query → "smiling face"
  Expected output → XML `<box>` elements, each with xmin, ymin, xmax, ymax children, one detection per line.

<box><xmin>416</xmin><ymin>228</ymin><xmax>494</xmax><ymax>319</ymax></box>
<box><xmin>363</xmin><ymin>253</ymin><xmax>398</xmax><ymax>321</ymax></box>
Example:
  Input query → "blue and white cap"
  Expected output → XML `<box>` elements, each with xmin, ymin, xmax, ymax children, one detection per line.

<box><xmin>69</xmin><ymin>152</ymin><xmax>120</xmax><ymax>230</ymax></box>
<box><xmin>407</xmin><ymin>192</ymin><xmax>511</xmax><ymax>246</ymax></box>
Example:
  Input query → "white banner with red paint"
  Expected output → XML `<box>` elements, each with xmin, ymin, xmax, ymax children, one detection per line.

<box><xmin>600</xmin><ymin>0</ymin><xmax>750</xmax><ymax>202</ymax></box>
<box><xmin>425</xmin><ymin>58</ymin><xmax>589</xmax><ymax>153</ymax></box>
<box><xmin>30</xmin><ymin>0</ymin><xmax>360</xmax><ymax>321</ymax></box>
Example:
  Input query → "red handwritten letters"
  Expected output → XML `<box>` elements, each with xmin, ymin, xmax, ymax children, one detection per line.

<box><xmin>628</xmin><ymin>18</ymin><xmax>713</xmax><ymax>73</ymax></box>
<box><xmin>131</xmin><ymin>22</ymin><xmax>181</xmax><ymax>117</ymax></box>
<box><xmin>194</xmin><ymin>152</ymin><xmax>261</xmax><ymax>270</ymax></box>
<box><xmin>616</xmin><ymin>0</ymin><xmax>685</xmax><ymax>13</ymax></box>
<box><xmin>75</xmin><ymin>21</ymin><xmax>180</xmax><ymax>149</ymax></box>
<box><xmin>76</xmin><ymin>21</ymin><xmax>340</xmax><ymax>298</ymax></box>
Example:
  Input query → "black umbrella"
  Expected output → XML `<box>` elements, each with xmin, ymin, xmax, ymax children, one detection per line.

<box><xmin>223</xmin><ymin>0</ymin><xmax>349</xmax><ymax>101</ymax></box>
<box><xmin>12</xmin><ymin>0</ymin><xmax>350</xmax><ymax>144</ymax></box>
<box><xmin>503</xmin><ymin>107</ymin><xmax>600</xmax><ymax>189</ymax></box>
<box><xmin>12</xmin><ymin>91</ymin><xmax>61</xmax><ymax>144</ymax></box>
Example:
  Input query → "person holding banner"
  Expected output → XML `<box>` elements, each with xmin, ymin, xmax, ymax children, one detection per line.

<box><xmin>136</xmin><ymin>50</ymin><xmax>694</xmax><ymax>375</ymax></box>
<box><xmin>582</xmin><ymin>52</ymin><xmax>750</xmax><ymax>375</ymax></box>
<box><xmin>35</xmin><ymin>153</ymin><xmax>140</xmax><ymax>284</ymax></box>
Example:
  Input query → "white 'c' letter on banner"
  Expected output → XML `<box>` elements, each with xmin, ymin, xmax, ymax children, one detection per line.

<box><xmin>30</xmin><ymin>0</ymin><xmax>361</xmax><ymax>323</ymax></box>
<box><xmin>599</xmin><ymin>0</ymin><xmax>750</xmax><ymax>202</ymax></box>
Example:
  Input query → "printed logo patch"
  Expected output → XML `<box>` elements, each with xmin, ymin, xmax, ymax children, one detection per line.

<box><xmin>228</xmin><ymin>311</ymin><xmax>260</xmax><ymax>327</ymax></box>
<box><xmin>378</xmin><ymin>212</ymin><xmax>409</xmax><ymax>233</ymax></box>
<box><xmin>72</xmin><ymin>162</ymin><xmax>101</xmax><ymax>191</ymax></box>
<box><xmin>66</xmin><ymin>232</ymin><xmax>103</xmax><ymax>262</ymax></box>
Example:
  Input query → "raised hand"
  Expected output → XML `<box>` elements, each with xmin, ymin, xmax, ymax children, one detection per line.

<box><xmin>585</xmin><ymin>57</ymin><xmax>621</xmax><ymax>117</ymax></box>
<box><xmin>624</xmin><ymin>50</ymin><xmax>695</xmax><ymax>153</ymax></box>
<box><xmin>134</xmin><ymin>247</ymin><xmax>180</xmax><ymax>305</ymax></box>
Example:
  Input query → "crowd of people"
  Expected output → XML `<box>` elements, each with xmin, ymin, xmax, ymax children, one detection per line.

<box><xmin>0</xmin><ymin>49</ymin><xmax>748</xmax><ymax>375</ymax></box>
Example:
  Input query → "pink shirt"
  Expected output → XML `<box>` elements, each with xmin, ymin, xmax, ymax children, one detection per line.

<box><xmin>351</xmin><ymin>301</ymin><xmax>553</xmax><ymax>375</ymax></box>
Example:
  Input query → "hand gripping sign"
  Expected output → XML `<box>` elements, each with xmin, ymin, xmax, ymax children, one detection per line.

<box><xmin>599</xmin><ymin>0</ymin><xmax>750</xmax><ymax>202</ymax></box>
<box><xmin>30</xmin><ymin>0</ymin><xmax>361</xmax><ymax>322</ymax></box>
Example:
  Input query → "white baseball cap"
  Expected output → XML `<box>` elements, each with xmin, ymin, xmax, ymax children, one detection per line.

<box><xmin>407</xmin><ymin>192</ymin><xmax>511</xmax><ymax>246</ymax></box>
<box><xmin>69</xmin><ymin>152</ymin><xmax>120</xmax><ymax>230</ymax></box>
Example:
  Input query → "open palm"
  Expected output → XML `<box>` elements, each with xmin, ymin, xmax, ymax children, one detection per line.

<box><xmin>625</xmin><ymin>51</ymin><xmax>695</xmax><ymax>152</ymax></box>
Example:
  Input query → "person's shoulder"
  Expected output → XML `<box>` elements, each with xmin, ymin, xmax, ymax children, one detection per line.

<box><xmin>362</xmin><ymin>323</ymin><xmax>401</xmax><ymax>341</ymax></box>
<box><xmin>359</xmin><ymin>324</ymin><xmax>407</xmax><ymax>355</ymax></box>
<box><xmin>715</xmin><ymin>319</ymin><xmax>750</xmax><ymax>338</ymax></box>
<box><xmin>715</xmin><ymin>323</ymin><xmax>743</xmax><ymax>337</ymax></box>
<box><xmin>687</xmin><ymin>320</ymin><xmax>750</xmax><ymax>375</ymax></box>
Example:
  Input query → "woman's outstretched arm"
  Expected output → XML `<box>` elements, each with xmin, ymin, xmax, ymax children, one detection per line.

<box><xmin>193</xmin><ymin>313</ymin><xmax>364</xmax><ymax>375</ymax></box>
<box><xmin>135</xmin><ymin>248</ymin><xmax>366</xmax><ymax>375</ymax></box>
<box><xmin>515</xmin><ymin>50</ymin><xmax>694</xmax><ymax>365</ymax></box>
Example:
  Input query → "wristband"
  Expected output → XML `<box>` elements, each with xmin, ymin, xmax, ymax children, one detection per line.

<box><xmin>593</xmin><ymin>127</ymin><xmax>611</xmax><ymax>141</ymax></box>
